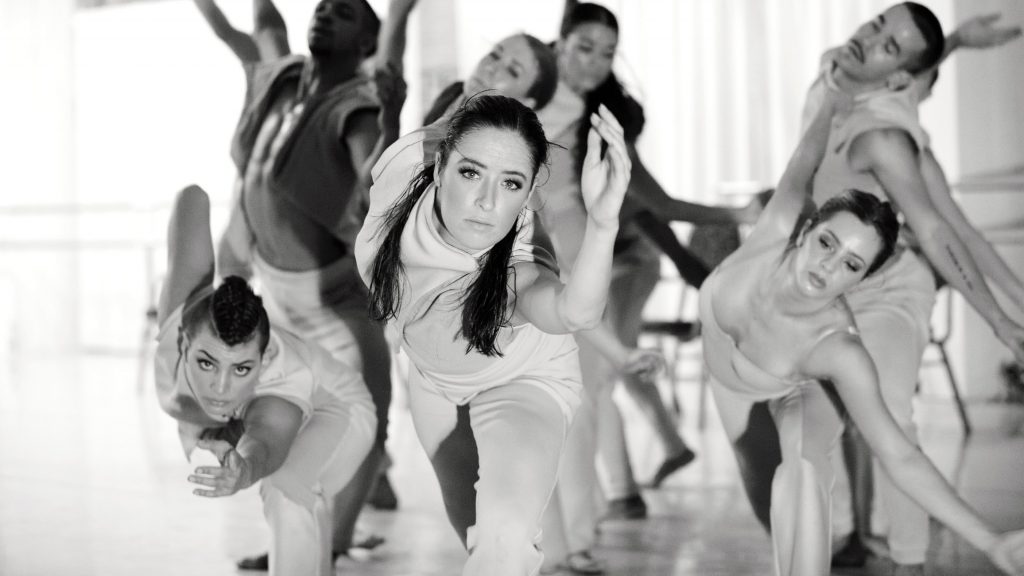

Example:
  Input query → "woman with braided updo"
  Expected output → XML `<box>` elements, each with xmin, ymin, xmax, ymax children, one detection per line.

<box><xmin>153</xmin><ymin>185</ymin><xmax>376</xmax><ymax>576</ymax></box>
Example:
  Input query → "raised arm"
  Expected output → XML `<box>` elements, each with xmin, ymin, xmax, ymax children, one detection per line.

<box><xmin>934</xmin><ymin>13</ymin><xmax>1021</xmax><ymax>70</ymax></box>
<box><xmin>516</xmin><ymin>105</ymin><xmax>630</xmax><ymax>333</ymax></box>
<box><xmin>158</xmin><ymin>185</ymin><xmax>215</xmax><ymax>326</ymax></box>
<box><xmin>746</xmin><ymin>89</ymin><xmax>845</xmax><ymax>243</ymax></box>
<box><xmin>808</xmin><ymin>335</ymin><xmax>1024</xmax><ymax>574</ymax></box>
<box><xmin>852</xmin><ymin>129</ymin><xmax>1024</xmax><ymax>364</ymax></box>
<box><xmin>193</xmin><ymin>0</ymin><xmax>260</xmax><ymax>64</ymax></box>
<box><xmin>189</xmin><ymin>395</ymin><xmax>303</xmax><ymax>497</ymax></box>
<box><xmin>251</xmin><ymin>0</ymin><xmax>290</xmax><ymax>61</ymax></box>
<box><xmin>921</xmin><ymin>148</ymin><xmax>1024</xmax><ymax>311</ymax></box>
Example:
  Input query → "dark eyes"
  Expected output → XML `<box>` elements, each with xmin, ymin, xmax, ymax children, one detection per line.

<box><xmin>198</xmin><ymin>359</ymin><xmax>213</xmax><ymax>370</ymax></box>
<box><xmin>459</xmin><ymin>168</ymin><xmax>479</xmax><ymax>180</ymax></box>
<box><xmin>234</xmin><ymin>366</ymin><xmax>252</xmax><ymax>376</ymax></box>
<box><xmin>846</xmin><ymin>262</ymin><xmax>862</xmax><ymax>272</ymax></box>
<box><xmin>502</xmin><ymin>179</ymin><xmax>523</xmax><ymax>191</ymax></box>
<box><xmin>458</xmin><ymin>168</ymin><xmax>523</xmax><ymax>191</ymax></box>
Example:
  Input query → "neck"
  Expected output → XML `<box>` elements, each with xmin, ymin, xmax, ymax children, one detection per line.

<box><xmin>301</xmin><ymin>53</ymin><xmax>360</xmax><ymax>99</ymax></box>
<box><xmin>829</xmin><ymin>61</ymin><xmax>886</xmax><ymax>97</ymax></box>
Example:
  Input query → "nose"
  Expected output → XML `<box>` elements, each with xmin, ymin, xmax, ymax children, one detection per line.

<box><xmin>820</xmin><ymin>253</ymin><xmax>840</xmax><ymax>273</ymax></box>
<box><xmin>212</xmin><ymin>372</ymin><xmax>230</xmax><ymax>396</ymax></box>
<box><xmin>475</xmin><ymin>182</ymin><xmax>496</xmax><ymax>211</ymax></box>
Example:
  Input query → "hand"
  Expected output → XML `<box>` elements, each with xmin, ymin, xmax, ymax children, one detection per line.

<box><xmin>196</xmin><ymin>437</ymin><xmax>235</xmax><ymax>464</ymax></box>
<box><xmin>994</xmin><ymin>318</ymin><xmax>1024</xmax><ymax>366</ymax></box>
<box><xmin>954</xmin><ymin>14</ymin><xmax>1022</xmax><ymax>50</ymax></box>
<box><xmin>189</xmin><ymin>445</ymin><xmax>251</xmax><ymax>497</ymax></box>
<box><xmin>374</xmin><ymin>63</ymin><xmax>407</xmax><ymax>124</ymax></box>
<box><xmin>622</xmin><ymin>348</ymin><xmax>665</xmax><ymax>383</ymax></box>
<box><xmin>580</xmin><ymin>104</ymin><xmax>632</xmax><ymax>230</ymax></box>
<box><xmin>988</xmin><ymin>528</ymin><xmax>1024</xmax><ymax>575</ymax></box>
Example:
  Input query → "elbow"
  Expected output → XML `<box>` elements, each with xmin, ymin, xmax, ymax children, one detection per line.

<box><xmin>560</xmin><ymin>309</ymin><xmax>603</xmax><ymax>333</ymax></box>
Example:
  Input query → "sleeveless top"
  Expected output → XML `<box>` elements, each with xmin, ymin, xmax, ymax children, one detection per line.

<box><xmin>698</xmin><ymin>265</ymin><xmax>858</xmax><ymax>402</ymax></box>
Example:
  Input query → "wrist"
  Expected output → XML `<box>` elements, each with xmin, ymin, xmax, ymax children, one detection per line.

<box><xmin>586</xmin><ymin>216</ymin><xmax>619</xmax><ymax>235</ymax></box>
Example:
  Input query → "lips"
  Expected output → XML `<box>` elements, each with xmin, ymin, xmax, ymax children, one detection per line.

<box><xmin>808</xmin><ymin>271</ymin><xmax>827</xmax><ymax>290</ymax></box>
<box><xmin>465</xmin><ymin>218</ymin><xmax>494</xmax><ymax>231</ymax></box>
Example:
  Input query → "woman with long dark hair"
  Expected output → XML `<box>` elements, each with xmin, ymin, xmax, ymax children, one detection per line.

<box><xmin>354</xmin><ymin>94</ymin><xmax>631</xmax><ymax>576</ymax></box>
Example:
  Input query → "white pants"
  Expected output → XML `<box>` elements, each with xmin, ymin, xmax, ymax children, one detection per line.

<box><xmin>260</xmin><ymin>399</ymin><xmax>376</xmax><ymax>576</ymax></box>
<box><xmin>407</xmin><ymin>370</ymin><xmax>575</xmax><ymax>576</ymax></box>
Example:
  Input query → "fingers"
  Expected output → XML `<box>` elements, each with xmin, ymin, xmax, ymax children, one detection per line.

<box><xmin>189</xmin><ymin>466</ymin><xmax>238</xmax><ymax>497</ymax></box>
<box><xmin>978</xmin><ymin>13</ymin><xmax>1001</xmax><ymax>25</ymax></box>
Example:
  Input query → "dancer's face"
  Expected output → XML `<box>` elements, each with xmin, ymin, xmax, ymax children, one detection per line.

<box><xmin>433</xmin><ymin>127</ymin><xmax>536</xmax><ymax>252</ymax></box>
<box><xmin>792</xmin><ymin>212</ymin><xmax>883</xmax><ymax>299</ymax></box>
<box><xmin>183</xmin><ymin>326</ymin><xmax>263</xmax><ymax>420</ymax></box>
<box><xmin>308</xmin><ymin>0</ymin><xmax>373</xmax><ymax>58</ymax></box>
<box><xmin>558</xmin><ymin>22</ymin><xmax>617</xmax><ymax>95</ymax></box>
<box><xmin>834</xmin><ymin>5</ymin><xmax>928</xmax><ymax>83</ymax></box>
<box><xmin>465</xmin><ymin>36</ymin><xmax>541</xmax><ymax>108</ymax></box>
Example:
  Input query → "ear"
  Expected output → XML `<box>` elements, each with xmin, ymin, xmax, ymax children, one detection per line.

<box><xmin>796</xmin><ymin>220</ymin><xmax>812</xmax><ymax>245</ymax></box>
<box><xmin>886</xmin><ymin>70</ymin><xmax>913</xmax><ymax>91</ymax></box>
<box><xmin>432</xmin><ymin>150</ymin><xmax>443</xmax><ymax>183</ymax></box>
<box><xmin>520</xmin><ymin>96</ymin><xmax>537</xmax><ymax>110</ymax></box>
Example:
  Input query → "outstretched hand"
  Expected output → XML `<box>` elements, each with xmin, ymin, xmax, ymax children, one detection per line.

<box><xmin>189</xmin><ymin>439</ymin><xmax>251</xmax><ymax>498</ymax></box>
<box><xmin>955</xmin><ymin>13</ymin><xmax>1022</xmax><ymax>49</ymax></box>
<box><xmin>580</xmin><ymin>104</ymin><xmax>632</xmax><ymax>230</ymax></box>
<box><xmin>622</xmin><ymin>348</ymin><xmax>665</xmax><ymax>383</ymax></box>
<box><xmin>375</xmin><ymin>63</ymin><xmax>407</xmax><ymax>122</ymax></box>
<box><xmin>988</xmin><ymin>528</ymin><xmax>1024</xmax><ymax>575</ymax></box>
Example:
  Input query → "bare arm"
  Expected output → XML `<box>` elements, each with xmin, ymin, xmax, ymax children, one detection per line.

<box><xmin>516</xmin><ymin>107</ymin><xmax>630</xmax><ymax>333</ymax></box>
<box><xmin>746</xmin><ymin>89</ymin><xmax>843</xmax><ymax>244</ymax></box>
<box><xmin>192</xmin><ymin>0</ymin><xmax>260</xmax><ymax>64</ymax></box>
<box><xmin>921</xmin><ymin>148</ymin><xmax>1024</xmax><ymax>309</ymax></box>
<box><xmin>251</xmin><ymin>0</ymin><xmax>290</xmax><ymax>60</ymax></box>
<box><xmin>190</xmin><ymin>395</ymin><xmax>303</xmax><ymax>497</ymax></box>
<box><xmin>625</xmin><ymin>144</ymin><xmax>755</xmax><ymax>225</ymax></box>
<box><xmin>216</xmin><ymin>179</ymin><xmax>255</xmax><ymax>281</ymax></box>
<box><xmin>344</xmin><ymin>107</ymin><xmax>385</xmax><ymax>213</ymax></box>
<box><xmin>853</xmin><ymin>129</ymin><xmax>1024</xmax><ymax>363</ymax></box>
<box><xmin>806</xmin><ymin>335</ymin><xmax>1015</xmax><ymax>564</ymax></box>
<box><xmin>158</xmin><ymin>185</ymin><xmax>215</xmax><ymax>326</ymax></box>
<box><xmin>374</xmin><ymin>0</ymin><xmax>418</xmax><ymax>76</ymax></box>
<box><xmin>936</xmin><ymin>13</ymin><xmax>1022</xmax><ymax>69</ymax></box>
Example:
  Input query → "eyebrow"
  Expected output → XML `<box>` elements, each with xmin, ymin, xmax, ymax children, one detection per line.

<box><xmin>822</xmin><ymin>230</ymin><xmax>867</xmax><ymax>266</ymax></box>
<box><xmin>460</xmin><ymin>157</ymin><xmax>527</xmax><ymax>181</ymax></box>
<box><xmin>196</xmin><ymin>349</ymin><xmax>256</xmax><ymax>366</ymax></box>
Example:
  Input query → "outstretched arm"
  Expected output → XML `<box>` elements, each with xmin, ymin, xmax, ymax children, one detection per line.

<box><xmin>746</xmin><ymin>87</ymin><xmax>845</xmax><ymax>244</ymax></box>
<box><xmin>626</xmin><ymin>145</ymin><xmax>757</xmax><ymax>226</ymax></box>
<box><xmin>158</xmin><ymin>185</ymin><xmax>215</xmax><ymax>326</ymax></box>
<box><xmin>193</xmin><ymin>0</ymin><xmax>260</xmax><ymax>64</ymax></box>
<box><xmin>853</xmin><ymin>130</ymin><xmax>1024</xmax><ymax>364</ymax></box>
<box><xmin>936</xmin><ymin>13</ymin><xmax>1021</xmax><ymax>70</ymax></box>
<box><xmin>251</xmin><ymin>0</ymin><xmax>290</xmax><ymax>60</ymax></box>
<box><xmin>517</xmin><ymin>105</ymin><xmax>631</xmax><ymax>333</ymax></box>
<box><xmin>189</xmin><ymin>396</ymin><xmax>303</xmax><ymax>497</ymax></box>
<box><xmin>809</xmin><ymin>336</ymin><xmax>1024</xmax><ymax>574</ymax></box>
<box><xmin>921</xmin><ymin>148</ymin><xmax>1024</xmax><ymax>311</ymax></box>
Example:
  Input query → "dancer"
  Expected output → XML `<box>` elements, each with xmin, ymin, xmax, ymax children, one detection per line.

<box><xmin>781</xmin><ymin>5</ymin><xmax>1024</xmax><ymax>572</ymax></box>
<box><xmin>540</xmin><ymin>3</ymin><xmax>758</xmax><ymax>534</ymax></box>
<box><xmin>154</xmin><ymin>185</ymin><xmax>376</xmax><ymax>576</ymax></box>
<box><xmin>823</xmin><ymin>12</ymin><xmax>1024</xmax><ymax>569</ymax></box>
<box><xmin>355</xmin><ymin>95</ymin><xmax>631</xmax><ymax>576</ymax></box>
<box><xmin>700</xmin><ymin>82</ymin><xmax>1024</xmax><ymax>576</ymax></box>
<box><xmin>214</xmin><ymin>0</ymin><xmax>400</xmax><ymax>567</ymax></box>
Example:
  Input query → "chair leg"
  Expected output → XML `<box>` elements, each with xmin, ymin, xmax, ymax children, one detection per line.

<box><xmin>938</xmin><ymin>342</ymin><xmax>971</xmax><ymax>436</ymax></box>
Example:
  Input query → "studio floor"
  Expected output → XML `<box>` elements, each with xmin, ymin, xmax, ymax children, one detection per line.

<box><xmin>1</xmin><ymin>345</ymin><xmax>1022</xmax><ymax>576</ymax></box>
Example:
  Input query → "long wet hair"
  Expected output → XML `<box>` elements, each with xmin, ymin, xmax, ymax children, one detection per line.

<box><xmin>785</xmin><ymin>190</ymin><xmax>900</xmax><ymax>277</ymax></box>
<box><xmin>182</xmin><ymin>276</ymin><xmax>271</xmax><ymax>354</ymax></box>
<box><xmin>368</xmin><ymin>95</ymin><xmax>550</xmax><ymax>356</ymax></box>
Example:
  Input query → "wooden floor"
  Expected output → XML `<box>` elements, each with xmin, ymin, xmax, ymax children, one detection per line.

<box><xmin>1</xmin><ymin>346</ymin><xmax>1022</xmax><ymax>576</ymax></box>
